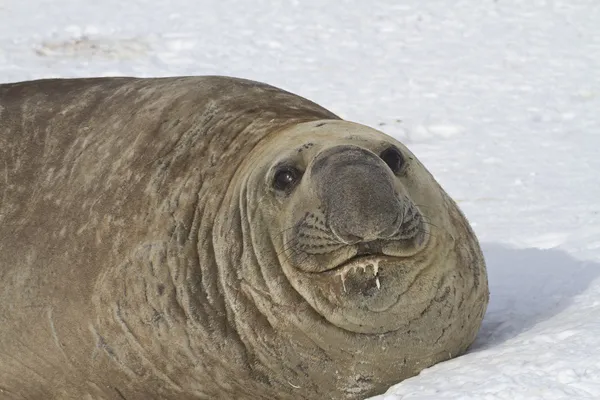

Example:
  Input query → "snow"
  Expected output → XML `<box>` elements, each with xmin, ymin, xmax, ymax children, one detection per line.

<box><xmin>2</xmin><ymin>0</ymin><xmax>599</xmax><ymax>398</ymax></box>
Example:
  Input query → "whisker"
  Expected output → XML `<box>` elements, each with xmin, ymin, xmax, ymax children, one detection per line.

<box><xmin>276</xmin><ymin>236</ymin><xmax>300</xmax><ymax>258</ymax></box>
<box><xmin>420</xmin><ymin>220</ymin><xmax>439</xmax><ymax>230</ymax></box>
<box><xmin>301</xmin><ymin>243</ymin><xmax>346</xmax><ymax>254</ymax></box>
<box><xmin>278</xmin><ymin>244</ymin><xmax>304</xmax><ymax>265</ymax></box>
<box><xmin>418</xmin><ymin>228</ymin><xmax>437</xmax><ymax>240</ymax></box>
<box><xmin>294</xmin><ymin>252</ymin><xmax>313</xmax><ymax>268</ymax></box>
<box><xmin>298</xmin><ymin>233</ymin><xmax>340</xmax><ymax>246</ymax></box>
<box><xmin>304</xmin><ymin>222</ymin><xmax>335</xmax><ymax>236</ymax></box>
<box><xmin>413</xmin><ymin>203</ymin><xmax>434</xmax><ymax>210</ymax></box>
<box><xmin>419</xmin><ymin>217</ymin><xmax>440</xmax><ymax>230</ymax></box>
<box><xmin>273</xmin><ymin>225</ymin><xmax>297</xmax><ymax>241</ymax></box>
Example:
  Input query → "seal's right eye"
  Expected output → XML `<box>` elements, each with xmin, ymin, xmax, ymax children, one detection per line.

<box><xmin>273</xmin><ymin>166</ymin><xmax>301</xmax><ymax>192</ymax></box>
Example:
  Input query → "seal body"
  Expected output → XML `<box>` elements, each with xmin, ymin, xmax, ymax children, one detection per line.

<box><xmin>0</xmin><ymin>76</ymin><xmax>488</xmax><ymax>399</ymax></box>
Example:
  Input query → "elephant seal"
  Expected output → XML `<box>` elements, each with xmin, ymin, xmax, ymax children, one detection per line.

<box><xmin>0</xmin><ymin>76</ymin><xmax>488</xmax><ymax>399</ymax></box>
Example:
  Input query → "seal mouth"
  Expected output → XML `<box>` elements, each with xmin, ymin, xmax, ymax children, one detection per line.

<box><xmin>326</xmin><ymin>254</ymin><xmax>390</xmax><ymax>273</ymax></box>
<box><xmin>320</xmin><ymin>254</ymin><xmax>392</xmax><ymax>288</ymax></box>
<box><xmin>318</xmin><ymin>253</ymin><xmax>406</xmax><ymax>299</ymax></box>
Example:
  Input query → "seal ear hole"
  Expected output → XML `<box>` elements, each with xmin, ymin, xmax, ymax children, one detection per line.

<box><xmin>272</xmin><ymin>165</ymin><xmax>302</xmax><ymax>193</ymax></box>
<box><xmin>380</xmin><ymin>146</ymin><xmax>405</xmax><ymax>174</ymax></box>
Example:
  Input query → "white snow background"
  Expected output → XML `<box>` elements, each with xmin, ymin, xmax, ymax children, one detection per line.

<box><xmin>1</xmin><ymin>0</ymin><xmax>600</xmax><ymax>398</ymax></box>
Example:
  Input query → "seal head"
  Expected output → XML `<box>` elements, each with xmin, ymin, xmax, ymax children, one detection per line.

<box><xmin>238</xmin><ymin>120</ymin><xmax>449</xmax><ymax>335</ymax></box>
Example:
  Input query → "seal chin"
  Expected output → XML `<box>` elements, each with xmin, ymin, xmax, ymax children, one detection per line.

<box><xmin>302</xmin><ymin>254</ymin><xmax>413</xmax><ymax>333</ymax></box>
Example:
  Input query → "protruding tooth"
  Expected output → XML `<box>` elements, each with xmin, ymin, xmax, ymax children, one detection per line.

<box><xmin>375</xmin><ymin>276</ymin><xmax>381</xmax><ymax>289</ymax></box>
<box><xmin>372</xmin><ymin>260</ymin><xmax>380</xmax><ymax>276</ymax></box>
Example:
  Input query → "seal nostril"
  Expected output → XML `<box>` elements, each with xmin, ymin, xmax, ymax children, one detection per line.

<box><xmin>380</xmin><ymin>146</ymin><xmax>404</xmax><ymax>174</ymax></box>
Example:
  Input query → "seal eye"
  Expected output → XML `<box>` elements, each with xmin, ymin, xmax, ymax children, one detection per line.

<box><xmin>380</xmin><ymin>146</ymin><xmax>405</xmax><ymax>174</ymax></box>
<box><xmin>273</xmin><ymin>166</ymin><xmax>301</xmax><ymax>192</ymax></box>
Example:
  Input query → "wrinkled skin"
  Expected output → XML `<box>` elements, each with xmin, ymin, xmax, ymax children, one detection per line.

<box><xmin>0</xmin><ymin>76</ymin><xmax>489</xmax><ymax>400</ymax></box>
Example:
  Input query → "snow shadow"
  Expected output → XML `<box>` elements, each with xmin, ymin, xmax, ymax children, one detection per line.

<box><xmin>470</xmin><ymin>242</ymin><xmax>600</xmax><ymax>350</ymax></box>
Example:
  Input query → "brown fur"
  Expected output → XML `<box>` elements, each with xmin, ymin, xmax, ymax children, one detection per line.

<box><xmin>0</xmin><ymin>76</ymin><xmax>488</xmax><ymax>399</ymax></box>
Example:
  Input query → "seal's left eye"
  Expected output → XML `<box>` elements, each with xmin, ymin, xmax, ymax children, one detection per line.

<box><xmin>273</xmin><ymin>167</ymin><xmax>301</xmax><ymax>192</ymax></box>
<box><xmin>380</xmin><ymin>146</ymin><xmax>405</xmax><ymax>174</ymax></box>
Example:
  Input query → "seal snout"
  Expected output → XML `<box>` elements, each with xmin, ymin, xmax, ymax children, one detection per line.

<box><xmin>311</xmin><ymin>145</ymin><xmax>403</xmax><ymax>244</ymax></box>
